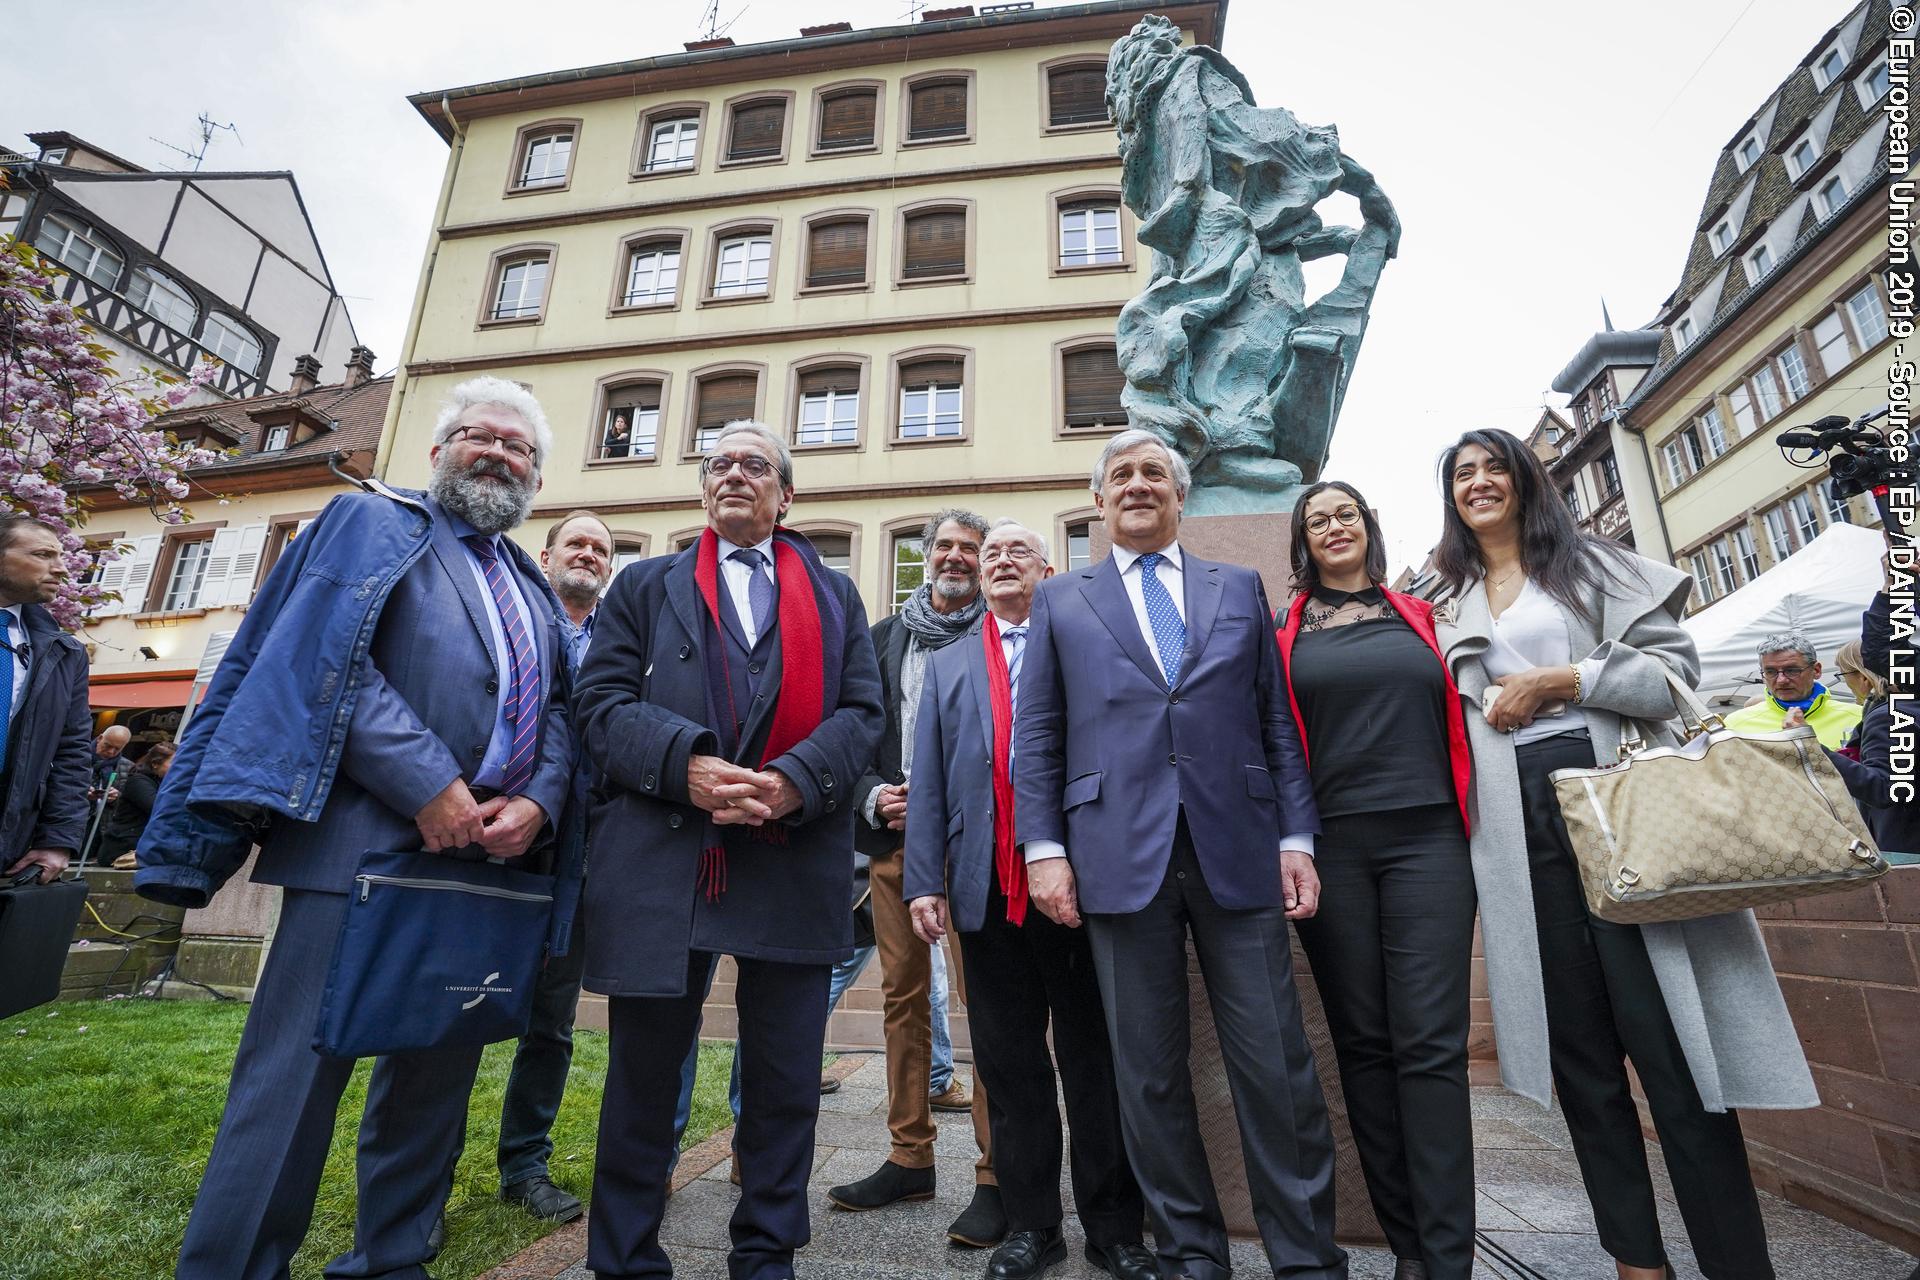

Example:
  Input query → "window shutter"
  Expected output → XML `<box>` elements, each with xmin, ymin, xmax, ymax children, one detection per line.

<box><xmin>610</xmin><ymin>382</ymin><xmax>662</xmax><ymax>413</ymax></box>
<box><xmin>110</xmin><ymin>535</ymin><xmax>163</xmax><ymax>616</ymax></box>
<box><xmin>798</xmin><ymin>366</ymin><xmax>861</xmax><ymax>396</ymax></box>
<box><xmin>818</xmin><ymin>90</ymin><xmax>877</xmax><ymax>149</ymax></box>
<box><xmin>727</xmin><ymin>100</ymin><xmax>786</xmax><ymax>159</ymax></box>
<box><xmin>806</xmin><ymin>219</ymin><xmax>868</xmax><ymax>286</ymax></box>
<box><xmin>223</xmin><ymin>523</ymin><xmax>269</xmax><ymax>606</ymax></box>
<box><xmin>1048</xmin><ymin>66</ymin><xmax>1108</xmax><ymax>126</ymax></box>
<box><xmin>196</xmin><ymin>528</ymin><xmax>242</xmax><ymax>610</ymax></box>
<box><xmin>698</xmin><ymin>374</ymin><xmax>759</xmax><ymax>433</ymax></box>
<box><xmin>901</xmin><ymin>357</ymin><xmax>965</xmax><ymax>389</ymax></box>
<box><xmin>908</xmin><ymin>80</ymin><xmax>968</xmax><ymax>140</ymax></box>
<box><xmin>1063</xmin><ymin>345</ymin><xmax>1126</xmax><ymax>428</ymax></box>
<box><xmin>902</xmin><ymin>210</ymin><xmax>967</xmax><ymax>279</ymax></box>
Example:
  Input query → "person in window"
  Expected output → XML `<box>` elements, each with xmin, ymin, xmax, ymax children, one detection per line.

<box><xmin>1790</xmin><ymin>639</ymin><xmax>1917</xmax><ymax>855</ymax></box>
<box><xmin>1274</xmin><ymin>482</ymin><xmax>1474</xmax><ymax>1280</ymax></box>
<box><xmin>1431</xmin><ymin>428</ymin><xmax>1813</xmax><ymax>1280</ymax></box>
<box><xmin>1722</xmin><ymin>632</ymin><xmax>1861</xmax><ymax>748</ymax></box>
<box><xmin>102</xmin><ymin>742</ymin><xmax>175</xmax><ymax>869</ymax></box>
<box><xmin>602</xmin><ymin>411</ymin><xmax>633</xmax><ymax>460</ymax></box>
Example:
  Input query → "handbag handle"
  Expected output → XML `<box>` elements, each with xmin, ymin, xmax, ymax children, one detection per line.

<box><xmin>1614</xmin><ymin>664</ymin><xmax>1723</xmax><ymax>761</ymax></box>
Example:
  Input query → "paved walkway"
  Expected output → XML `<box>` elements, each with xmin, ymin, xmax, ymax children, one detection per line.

<box><xmin>496</xmin><ymin>1053</ymin><xmax>1914</xmax><ymax>1280</ymax></box>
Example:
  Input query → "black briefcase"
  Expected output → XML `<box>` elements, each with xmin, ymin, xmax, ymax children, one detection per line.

<box><xmin>0</xmin><ymin>876</ymin><xmax>89</xmax><ymax>1021</ymax></box>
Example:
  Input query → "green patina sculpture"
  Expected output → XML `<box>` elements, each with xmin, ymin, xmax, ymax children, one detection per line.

<box><xmin>1108</xmin><ymin>15</ymin><xmax>1400</xmax><ymax>514</ymax></box>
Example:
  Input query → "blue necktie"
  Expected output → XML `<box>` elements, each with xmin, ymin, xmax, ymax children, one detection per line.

<box><xmin>0</xmin><ymin>613</ymin><xmax>14</xmax><ymax>774</ymax></box>
<box><xmin>1137</xmin><ymin>552</ymin><xmax>1187</xmax><ymax>687</ymax></box>
<box><xmin>464</xmin><ymin>535</ymin><xmax>542</xmax><ymax>796</ymax></box>
<box><xmin>730</xmin><ymin>547</ymin><xmax>775</xmax><ymax>640</ymax></box>
<box><xmin>1002</xmin><ymin>624</ymin><xmax>1027</xmax><ymax>768</ymax></box>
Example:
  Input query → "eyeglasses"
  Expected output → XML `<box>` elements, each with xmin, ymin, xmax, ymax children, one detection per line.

<box><xmin>1303</xmin><ymin>504</ymin><xmax>1363</xmax><ymax>536</ymax></box>
<box><xmin>981</xmin><ymin>544</ymin><xmax>1039</xmax><ymax>564</ymax></box>
<box><xmin>450</xmin><ymin>425</ymin><xmax>537</xmax><ymax>462</ymax></box>
<box><xmin>1760</xmin><ymin>665</ymin><xmax>1810</xmax><ymax>682</ymax></box>
<box><xmin>703</xmin><ymin>454</ymin><xmax>776</xmax><ymax>479</ymax></box>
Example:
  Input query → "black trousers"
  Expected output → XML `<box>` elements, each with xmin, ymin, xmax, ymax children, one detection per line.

<box><xmin>588</xmin><ymin>951</ymin><xmax>831</xmax><ymax>1280</ymax></box>
<box><xmin>496</xmin><ymin>904</ymin><xmax>587</xmax><ymax>1186</ymax></box>
<box><xmin>1517</xmin><ymin>733</ymin><xmax>1774</xmax><ymax>1280</ymax></box>
<box><xmin>1293</xmin><ymin>803</ymin><xmax>1475</xmax><ymax>1279</ymax></box>
<box><xmin>956</xmin><ymin>878</ymin><xmax>1145</xmax><ymax>1247</ymax></box>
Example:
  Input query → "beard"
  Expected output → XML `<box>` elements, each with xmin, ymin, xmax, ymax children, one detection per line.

<box><xmin>430</xmin><ymin>454</ymin><xmax>536</xmax><ymax>534</ymax></box>
<box><xmin>932</xmin><ymin>570</ymin><xmax>979</xmax><ymax>602</ymax></box>
<box><xmin>551</xmin><ymin>564</ymin><xmax>608</xmax><ymax>603</ymax></box>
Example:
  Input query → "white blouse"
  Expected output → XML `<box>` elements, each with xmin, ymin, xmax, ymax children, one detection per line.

<box><xmin>1482</xmin><ymin>579</ymin><xmax>1604</xmax><ymax>746</ymax></box>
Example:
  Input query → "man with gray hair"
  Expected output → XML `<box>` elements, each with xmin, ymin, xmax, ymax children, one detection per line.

<box><xmin>1724</xmin><ymin>631</ymin><xmax>1862</xmax><ymax>749</ymax></box>
<box><xmin>828</xmin><ymin>507</ymin><xmax>1002</xmax><ymax>1246</ymax></box>
<box><xmin>137</xmin><ymin>374</ymin><xmax>582</xmax><ymax>1277</ymax></box>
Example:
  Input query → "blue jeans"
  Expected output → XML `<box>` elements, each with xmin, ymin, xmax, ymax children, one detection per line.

<box><xmin>929</xmin><ymin>941</ymin><xmax>954</xmax><ymax>1095</ymax></box>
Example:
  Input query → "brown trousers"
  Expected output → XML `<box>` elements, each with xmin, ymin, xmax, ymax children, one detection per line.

<box><xmin>869</xmin><ymin>847</ymin><xmax>995</xmax><ymax>1182</ymax></box>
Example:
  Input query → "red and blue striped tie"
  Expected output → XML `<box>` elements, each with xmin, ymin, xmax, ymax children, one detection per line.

<box><xmin>465</xmin><ymin>535</ymin><xmax>542</xmax><ymax>796</ymax></box>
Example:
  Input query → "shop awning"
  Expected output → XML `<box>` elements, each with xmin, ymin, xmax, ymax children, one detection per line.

<box><xmin>88</xmin><ymin>677</ymin><xmax>195</xmax><ymax>710</ymax></box>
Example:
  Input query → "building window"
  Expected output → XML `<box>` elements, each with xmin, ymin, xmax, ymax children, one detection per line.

<box><xmin>1774</xmin><ymin>344</ymin><xmax>1812</xmax><ymax>401</ymax></box>
<box><xmin>1745</xmin><ymin>243</ymin><xmax>1774</xmax><ymax>284</ymax></box>
<box><xmin>33</xmin><ymin>213</ymin><xmax>123</xmax><ymax>287</ymax></box>
<box><xmin>621</xmin><ymin>240</ymin><xmax>681</xmax><ymax>307</ymax></box>
<box><xmin>1680</xmin><ymin>426</ymin><xmax>1707</xmax><ymax>473</ymax></box>
<box><xmin>711</xmin><ymin>231</ymin><xmax>772</xmax><ymax>298</ymax></box>
<box><xmin>161</xmin><ymin>537</ymin><xmax>213</xmax><ymax>611</ymax></box>
<box><xmin>611</xmin><ymin>539</ymin><xmax>648</xmax><ymax>580</ymax></box>
<box><xmin>1066</xmin><ymin>519</ymin><xmax>1093</xmax><ymax>570</ymax></box>
<box><xmin>1789</xmin><ymin>492</ymin><xmax>1820</xmax><ymax>545</ymax></box>
<box><xmin>1728</xmin><ymin>384</ymin><xmax>1757</xmax><ymax>437</ymax></box>
<box><xmin>1712</xmin><ymin>540</ymin><xmax>1740</xmax><ymax>595</ymax></box>
<box><xmin>906</xmin><ymin>77</ymin><xmax>969</xmax><ymax>142</ymax></box>
<box><xmin>892</xmin><ymin>533</ymin><xmax>926</xmax><ymax>609</ymax></box>
<box><xmin>1598</xmin><ymin>453</ymin><xmax>1621</xmax><ymax>498</ymax></box>
<box><xmin>1861</xmin><ymin>57</ymin><xmax>1892</xmax><ymax>106</ymax></box>
<box><xmin>1813</xmin><ymin>45</ymin><xmax>1846</xmax><ymax>90</ymax></box>
<box><xmin>805</xmin><ymin>532</ymin><xmax>853</xmax><ymax>575</ymax></box>
<box><xmin>262</xmin><ymin>424</ymin><xmax>290</xmax><ymax>453</ymax></box>
<box><xmin>514</xmin><ymin>127</ymin><xmax>574</xmax><ymax>189</ymax></box>
<box><xmin>1676</xmin><ymin>317</ymin><xmax>1696</xmax><ymax>348</ymax></box>
<box><xmin>1698</xmin><ymin>406</ymin><xmax>1729</xmax><ymax>459</ymax></box>
<box><xmin>1690</xmin><ymin>552</ymin><xmax>1715</xmax><ymax>604</ymax></box>
<box><xmin>41</xmin><ymin>146</ymin><xmax>68</xmax><ymax>164</ymax></box>
<box><xmin>691</xmin><ymin>371</ymin><xmax>759</xmax><ymax>453</ymax></box>
<box><xmin>794</xmin><ymin>366</ymin><xmax>861</xmax><ymax>447</ymax></box>
<box><xmin>1847</xmin><ymin>281</ymin><xmax>1889</xmax><ymax>346</ymax></box>
<box><xmin>1815</xmin><ymin>173</ymin><xmax>1849</xmax><ymax>219</ymax></box>
<box><xmin>1812</xmin><ymin>310</ymin><xmax>1854</xmax><ymax>375</ymax></box>
<box><xmin>816</xmin><ymin>87</ymin><xmax>878</xmax><ymax>151</ymax></box>
<box><xmin>724</xmin><ymin>97</ymin><xmax>787</xmax><ymax>162</ymax></box>
<box><xmin>643</xmin><ymin>115</ymin><xmax>700</xmax><ymax>172</ymax></box>
<box><xmin>804</xmin><ymin>217</ymin><xmax>869</xmax><ymax>289</ymax></box>
<box><xmin>900</xmin><ymin>207</ymin><xmax>967</xmax><ymax>281</ymax></box>
<box><xmin>1562</xmin><ymin>485</ymin><xmax>1582</xmax><ymax>520</ymax></box>
<box><xmin>1785</xmin><ymin>139</ymin><xmax>1817</xmax><ymax>181</ymax></box>
<box><xmin>1822</xmin><ymin>477</ymin><xmax>1853</xmax><ymax>525</ymax></box>
<box><xmin>1047</xmin><ymin>64</ymin><xmax>1109</xmax><ymax>127</ymax></box>
<box><xmin>200</xmin><ymin>312</ymin><xmax>263</xmax><ymax>372</ymax></box>
<box><xmin>1709</xmin><ymin>221</ymin><xmax>1733</xmax><ymax>255</ymax></box>
<box><xmin>897</xmin><ymin>357</ymin><xmax>964</xmax><ymax>440</ymax></box>
<box><xmin>1749</xmin><ymin>362</ymin><xmax>1784</xmax><ymax>420</ymax></box>
<box><xmin>1061</xmin><ymin>342</ymin><xmax>1126</xmax><ymax>432</ymax></box>
<box><xmin>487</xmin><ymin>252</ymin><xmax>550</xmax><ymax>322</ymax></box>
<box><xmin>1059</xmin><ymin>200</ymin><xmax>1123</xmax><ymax>268</ymax></box>
<box><xmin>128</xmin><ymin>266</ymin><xmax>197</xmax><ymax>333</ymax></box>
<box><xmin>1733</xmin><ymin>525</ymin><xmax>1760</xmax><ymax>579</ymax></box>
<box><xmin>1661</xmin><ymin>441</ymin><xmax>1688</xmax><ymax>490</ymax></box>
<box><xmin>1763</xmin><ymin>506</ymin><xmax>1795</xmax><ymax>561</ymax></box>
<box><xmin>1735</xmin><ymin>135</ymin><xmax>1761</xmax><ymax>172</ymax></box>
<box><xmin>599</xmin><ymin>382</ymin><xmax>661</xmax><ymax>460</ymax></box>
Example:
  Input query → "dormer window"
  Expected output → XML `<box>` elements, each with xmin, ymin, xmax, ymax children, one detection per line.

<box><xmin>1709</xmin><ymin>220</ymin><xmax>1733</xmax><ymax>255</ymax></box>
<box><xmin>1813</xmin><ymin>46</ymin><xmax>1846</xmax><ymax>91</ymax></box>
<box><xmin>1816</xmin><ymin>172</ymin><xmax>1850</xmax><ymax>218</ymax></box>
<box><xmin>41</xmin><ymin>146</ymin><xmax>68</xmax><ymax>164</ymax></box>
<box><xmin>1744</xmin><ymin>243</ymin><xmax>1774</xmax><ymax>285</ymax></box>
<box><xmin>1735</xmin><ymin>135</ymin><xmax>1761</xmax><ymax>173</ymax></box>
<box><xmin>1786</xmin><ymin>138</ymin><xmax>1817</xmax><ymax>180</ymax></box>
<box><xmin>1860</xmin><ymin>57</ymin><xmax>1891</xmax><ymax>107</ymax></box>
<box><xmin>263</xmin><ymin>424</ymin><xmax>291</xmax><ymax>452</ymax></box>
<box><xmin>1676</xmin><ymin>317</ymin><xmax>1697</xmax><ymax>348</ymax></box>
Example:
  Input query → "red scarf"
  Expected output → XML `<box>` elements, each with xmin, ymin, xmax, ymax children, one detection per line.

<box><xmin>982</xmin><ymin>613</ymin><xmax>1029</xmax><ymax>926</ymax></box>
<box><xmin>690</xmin><ymin>528</ymin><xmax>834</xmax><ymax>899</ymax></box>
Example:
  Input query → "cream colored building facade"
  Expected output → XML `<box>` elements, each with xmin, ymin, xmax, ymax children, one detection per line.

<box><xmin>380</xmin><ymin>0</ymin><xmax>1228</xmax><ymax>606</ymax></box>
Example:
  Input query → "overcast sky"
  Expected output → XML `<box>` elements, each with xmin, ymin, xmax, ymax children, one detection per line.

<box><xmin>7</xmin><ymin>0</ymin><xmax>1854</xmax><ymax>571</ymax></box>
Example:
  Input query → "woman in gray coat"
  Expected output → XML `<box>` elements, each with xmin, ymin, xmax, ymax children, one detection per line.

<box><xmin>1431</xmin><ymin>429</ymin><xmax>1815</xmax><ymax>1280</ymax></box>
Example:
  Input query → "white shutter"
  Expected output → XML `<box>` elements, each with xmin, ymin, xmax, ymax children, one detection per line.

<box><xmin>196</xmin><ymin>527</ymin><xmax>242</xmax><ymax>610</ymax></box>
<box><xmin>223</xmin><ymin>524</ymin><xmax>269</xmax><ymax>606</ymax></box>
<box><xmin>91</xmin><ymin>546</ymin><xmax>132</xmax><ymax>617</ymax></box>
<box><xmin>110</xmin><ymin>535</ymin><xmax>163</xmax><ymax>616</ymax></box>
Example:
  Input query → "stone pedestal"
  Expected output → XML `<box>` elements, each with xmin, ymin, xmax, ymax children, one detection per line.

<box><xmin>167</xmin><ymin>849</ymin><xmax>281</xmax><ymax>1000</ymax></box>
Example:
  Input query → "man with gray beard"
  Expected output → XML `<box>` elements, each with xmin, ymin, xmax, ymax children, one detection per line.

<box><xmin>139</xmin><ymin>376</ymin><xmax>582</xmax><ymax>1279</ymax></box>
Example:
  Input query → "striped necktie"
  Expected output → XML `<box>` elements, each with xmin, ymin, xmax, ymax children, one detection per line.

<box><xmin>464</xmin><ymin>535</ymin><xmax>542</xmax><ymax>796</ymax></box>
<box><xmin>1002</xmin><ymin>624</ymin><xmax>1026</xmax><ymax>768</ymax></box>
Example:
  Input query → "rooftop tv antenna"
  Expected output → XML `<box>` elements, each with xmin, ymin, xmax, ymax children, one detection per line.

<box><xmin>151</xmin><ymin>113</ymin><xmax>241</xmax><ymax>172</ymax></box>
<box><xmin>696</xmin><ymin>0</ymin><xmax>746</xmax><ymax>40</ymax></box>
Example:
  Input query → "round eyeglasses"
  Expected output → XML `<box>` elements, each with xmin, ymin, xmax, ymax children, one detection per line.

<box><xmin>449</xmin><ymin>425</ymin><xmax>537</xmax><ymax>462</ymax></box>
<box><xmin>703</xmin><ymin>454</ymin><xmax>776</xmax><ymax>479</ymax></box>
<box><xmin>1303</xmin><ymin>504</ymin><xmax>1363</xmax><ymax>536</ymax></box>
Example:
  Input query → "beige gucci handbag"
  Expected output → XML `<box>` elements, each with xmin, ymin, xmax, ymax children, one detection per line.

<box><xmin>1550</xmin><ymin>666</ymin><xmax>1889</xmax><ymax>924</ymax></box>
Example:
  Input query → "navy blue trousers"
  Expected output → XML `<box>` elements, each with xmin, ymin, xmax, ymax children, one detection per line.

<box><xmin>176</xmin><ymin>889</ymin><xmax>483</xmax><ymax>1280</ymax></box>
<box><xmin>589</xmin><ymin>951</ymin><xmax>832</xmax><ymax>1280</ymax></box>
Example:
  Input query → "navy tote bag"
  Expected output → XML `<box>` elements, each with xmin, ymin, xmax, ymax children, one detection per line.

<box><xmin>314</xmin><ymin>849</ymin><xmax>553</xmax><ymax>1058</ymax></box>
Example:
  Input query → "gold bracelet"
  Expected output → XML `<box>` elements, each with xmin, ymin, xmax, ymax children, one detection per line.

<box><xmin>1569</xmin><ymin>663</ymin><xmax>1583</xmax><ymax>704</ymax></box>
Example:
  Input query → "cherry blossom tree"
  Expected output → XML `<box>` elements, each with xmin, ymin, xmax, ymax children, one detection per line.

<box><xmin>0</xmin><ymin>236</ymin><xmax>222</xmax><ymax>628</ymax></box>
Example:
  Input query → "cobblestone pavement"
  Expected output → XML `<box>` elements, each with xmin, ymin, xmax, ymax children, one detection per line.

<box><xmin>525</xmin><ymin>1053</ymin><xmax>1915</xmax><ymax>1280</ymax></box>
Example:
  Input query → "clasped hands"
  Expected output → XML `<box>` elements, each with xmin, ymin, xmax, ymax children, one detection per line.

<box><xmin>414</xmin><ymin>779</ymin><xmax>547</xmax><ymax>858</ymax></box>
<box><xmin>688</xmin><ymin>753</ymin><xmax>801</xmax><ymax>826</ymax></box>
<box><xmin>1483</xmin><ymin>665</ymin><xmax>1578</xmax><ymax>735</ymax></box>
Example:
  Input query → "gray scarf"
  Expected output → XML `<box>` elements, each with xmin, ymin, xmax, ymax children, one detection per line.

<box><xmin>898</xmin><ymin>583</ymin><xmax>984</xmax><ymax>649</ymax></box>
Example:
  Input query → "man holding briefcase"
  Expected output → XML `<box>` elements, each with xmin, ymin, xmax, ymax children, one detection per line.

<box><xmin>135</xmin><ymin>377</ymin><xmax>581</xmax><ymax>1280</ymax></box>
<box><xmin>0</xmin><ymin>514</ymin><xmax>90</xmax><ymax>891</ymax></box>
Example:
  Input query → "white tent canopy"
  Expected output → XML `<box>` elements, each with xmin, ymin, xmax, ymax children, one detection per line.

<box><xmin>1682</xmin><ymin>522</ymin><xmax>1885</xmax><ymax>706</ymax></box>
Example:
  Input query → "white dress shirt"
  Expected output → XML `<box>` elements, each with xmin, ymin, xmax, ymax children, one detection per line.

<box><xmin>715</xmin><ymin>532</ymin><xmax>778</xmax><ymax>648</ymax></box>
<box><xmin>1024</xmin><ymin>540</ymin><xmax>1314</xmax><ymax>864</ymax></box>
<box><xmin>1483</xmin><ymin>578</ymin><xmax>1605</xmax><ymax>746</ymax></box>
<box><xmin>2</xmin><ymin>603</ymin><xmax>28</xmax><ymax>719</ymax></box>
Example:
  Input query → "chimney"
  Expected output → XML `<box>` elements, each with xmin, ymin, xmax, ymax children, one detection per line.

<box><xmin>922</xmin><ymin>5</ymin><xmax>974</xmax><ymax>20</ymax></box>
<box><xmin>288</xmin><ymin>354</ymin><xmax>322</xmax><ymax>396</ymax></box>
<box><xmin>800</xmin><ymin>21</ymin><xmax>852</xmax><ymax>36</ymax></box>
<box><xmin>684</xmin><ymin>36</ymin><xmax>734</xmax><ymax>51</ymax></box>
<box><xmin>342</xmin><ymin>345</ymin><xmax>376</xmax><ymax>389</ymax></box>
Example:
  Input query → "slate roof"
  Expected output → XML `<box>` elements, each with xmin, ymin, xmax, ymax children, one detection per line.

<box><xmin>155</xmin><ymin>376</ymin><xmax>392</xmax><ymax>478</ymax></box>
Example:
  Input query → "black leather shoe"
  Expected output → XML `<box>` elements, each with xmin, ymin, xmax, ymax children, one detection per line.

<box><xmin>1085</xmin><ymin>1240</ymin><xmax>1157</xmax><ymax>1280</ymax></box>
<box><xmin>501</xmin><ymin>1174</ymin><xmax>584</xmax><ymax>1223</ymax></box>
<box><xmin>948</xmin><ymin>1182</ymin><xmax>1007</xmax><ymax>1247</ymax></box>
<box><xmin>1391</xmin><ymin>1260</ymin><xmax>1428</xmax><ymax>1280</ymax></box>
<box><xmin>826</xmin><ymin>1160</ymin><xmax>935</xmax><ymax>1210</ymax></box>
<box><xmin>986</xmin><ymin>1227</ymin><xmax>1065</xmax><ymax>1279</ymax></box>
<box><xmin>426</xmin><ymin>1209</ymin><xmax>446</xmax><ymax>1260</ymax></box>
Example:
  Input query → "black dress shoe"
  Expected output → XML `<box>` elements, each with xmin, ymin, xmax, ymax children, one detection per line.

<box><xmin>948</xmin><ymin>1182</ymin><xmax>1007</xmax><ymax>1247</ymax></box>
<box><xmin>501</xmin><ymin>1174</ymin><xmax>584</xmax><ymax>1223</ymax></box>
<box><xmin>825</xmin><ymin>1159</ymin><xmax>935</xmax><ymax>1210</ymax></box>
<box><xmin>426</xmin><ymin>1209</ymin><xmax>446</xmax><ymax>1260</ymax></box>
<box><xmin>985</xmin><ymin>1227</ymin><xmax>1066</xmax><ymax>1279</ymax></box>
<box><xmin>1086</xmin><ymin>1241</ymin><xmax>1157</xmax><ymax>1280</ymax></box>
<box><xmin>1392</xmin><ymin>1260</ymin><xmax>1428</xmax><ymax>1280</ymax></box>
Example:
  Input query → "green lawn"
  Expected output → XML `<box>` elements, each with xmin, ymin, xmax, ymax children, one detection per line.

<box><xmin>0</xmin><ymin>1000</ymin><xmax>739</xmax><ymax>1280</ymax></box>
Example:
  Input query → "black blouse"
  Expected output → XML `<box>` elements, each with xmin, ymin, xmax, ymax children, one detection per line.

<box><xmin>1290</xmin><ymin>613</ymin><xmax>1455</xmax><ymax>818</ymax></box>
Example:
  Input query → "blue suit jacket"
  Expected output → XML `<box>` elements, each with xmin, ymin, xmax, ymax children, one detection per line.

<box><xmin>902</xmin><ymin>619</ymin><xmax>1001</xmax><ymax>933</ymax></box>
<box><xmin>0</xmin><ymin>603</ymin><xmax>91</xmax><ymax>864</ymax></box>
<box><xmin>1012</xmin><ymin>550</ymin><xmax>1318</xmax><ymax>915</ymax></box>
